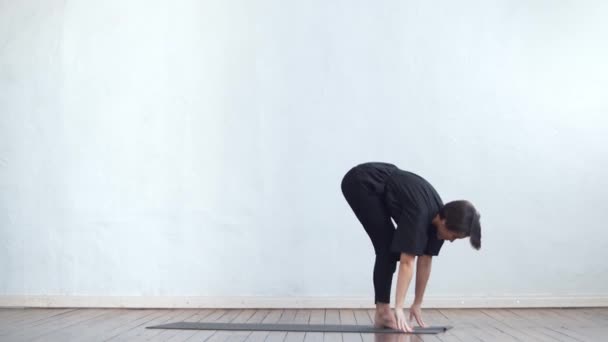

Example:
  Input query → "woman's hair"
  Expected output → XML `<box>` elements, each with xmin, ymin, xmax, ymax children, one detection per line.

<box><xmin>438</xmin><ymin>200</ymin><xmax>481</xmax><ymax>250</ymax></box>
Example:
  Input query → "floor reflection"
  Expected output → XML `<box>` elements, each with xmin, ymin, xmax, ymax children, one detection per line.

<box><xmin>373</xmin><ymin>332</ymin><xmax>418</xmax><ymax>342</ymax></box>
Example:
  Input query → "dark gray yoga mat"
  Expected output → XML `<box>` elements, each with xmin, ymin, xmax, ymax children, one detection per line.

<box><xmin>146</xmin><ymin>322</ymin><xmax>452</xmax><ymax>334</ymax></box>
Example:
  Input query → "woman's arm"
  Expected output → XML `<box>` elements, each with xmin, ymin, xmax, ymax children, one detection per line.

<box><xmin>406</xmin><ymin>255</ymin><xmax>432</xmax><ymax>327</ymax></box>
<box><xmin>395</xmin><ymin>254</ymin><xmax>433</xmax><ymax>308</ymax></box>
<box><xmin>395</xmin><ymin>253</ymin><xmax>416</xmax><ymax>309</ymax></box>
<box><xmin>394</xmin><ymin>253</ymin><xmax>416</xmax><ymax>332</ymax></box>
<box><xmin>414</xmin><ymin>255</ymin><xmax>432</xmax><ymax>305</ymax></box>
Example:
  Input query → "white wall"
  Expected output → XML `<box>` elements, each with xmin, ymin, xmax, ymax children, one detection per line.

<box><xmin>1</xmin><ymin>0</ymin><xmax>608</xmax><ymax>308</ymax></box>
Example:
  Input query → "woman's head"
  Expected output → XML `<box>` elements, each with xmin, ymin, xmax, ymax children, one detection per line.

<box><xmin>435</xmin><ymin>200</ymin><xmax>481</xmax><ymax>250</ymax></box>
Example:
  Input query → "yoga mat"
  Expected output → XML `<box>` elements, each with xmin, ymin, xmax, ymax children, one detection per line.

<box><xmin>147</xmin><ymin>322</ymin><xmax>452</xmax><ymax>334</ymax></box>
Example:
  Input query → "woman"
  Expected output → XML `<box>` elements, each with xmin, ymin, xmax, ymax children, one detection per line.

<box><xmin>341</xmin><ymin>162</ymin><xmax>481</xmax><ymax>332</ymax></box>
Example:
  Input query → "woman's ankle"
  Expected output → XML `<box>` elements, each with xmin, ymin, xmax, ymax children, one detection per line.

<box><xmin>375</xmin><ymin>302</ymin><xmax>391</xmax><ymax>314</ymax></box>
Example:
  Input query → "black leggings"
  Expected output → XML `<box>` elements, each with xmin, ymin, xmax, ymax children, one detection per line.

<box><xmin>341</xmin><ymin>166</ymin><xmax>400</xmax><ymax>304</ymax></box>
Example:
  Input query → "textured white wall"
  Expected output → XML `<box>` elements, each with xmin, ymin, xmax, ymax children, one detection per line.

<box><xmin>1</xmin><ymin>0</ymin><xmax>607</xmax><ymax>305</ymax></box>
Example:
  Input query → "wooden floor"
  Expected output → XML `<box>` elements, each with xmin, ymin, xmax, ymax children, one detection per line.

<box><xmin>0</xmin><ymin>308</ymin><xmax>607</xmax><ymax>342</ymax></box>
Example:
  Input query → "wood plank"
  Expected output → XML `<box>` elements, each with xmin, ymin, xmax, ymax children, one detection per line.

<box><xmin>454</xmin><ymin>308</ymin><xmax>537</xmax><ymax>341</ymax></box>
<box><xmin>559</xmin><ymin>326</ymin><xmax>608</xmax><ymax>342</ymax></box>
<box><xmin>242</xmin><ymin>310</ymin><xmax>273</xmax><ymax>342</ymax></box>
<box><xmin>178</xmin><ymin>309</ymin><xmax>229</xmax><ymax>342</ymax></box>
<box><xmin>304</xmin><ymin>310</ymin><xmax>324</xmax><ymax>342</ymax></box>
<box><xmin>98</xmin><ymin>309</ymin><xmax>169</xmax><ymax>341</ymax></box>
<box><xmin>275</xmin><ymin>309</ymin><xmax>302</xmax><ymax>342</ymax></box>
<box><xmin>551</xmin><ymin>326</ymin><xmax>594</xmax><ymax>342</ymax></box>
<box><xmin>507</xmin><ymin>309</ymin><xmax>561</xmax><ymax>328</ymax></box>
<box><xmin>263</xmin><ymin>310</ymin><xmax>286</xmax><ymax>324</ymax></box>
<box><xmin>437</xmin><ymin>309</ymin><xmax>519</xmax><ymax>342</ymax></box>
<box><xmin>29</xmin><ymin>309</ymin><xmax>134</xmax><ymax>342</ymax></box>
<box><xmin>365</xmin><ymin>309</ymin><xmax>376</xmax><ymax>327</ymax></box>
<box><xmin>468</xmin><ymin>309</ymin><xmax>572</xmax><ymax>341</ymax></box>
<box><xmin>205</xmin><ymin>310</ymin><xmax>252</xmax><ymax>342</ymax></box>
<box><xmin>148</xmin><ymin>309</ymin><xmax>215</xmax><ymax>342</ymax></box>
<box><xmin>549</xmin><ymin>308</ymin><xmax>604</xmax><ymax>328</ymax></box>
<box><xmin>401</xmin><ymin>308</ymin><xmax>442</xmax><ymax>342</ymax></box>
<box><xmin>536</xmin><ymin>327</ymin><xmax>583</xmax><ymax>342</ymax></box>
<box><xmin>309</xmin><ymin>310</ymin><xmax>325</xmax><ymax>324</ymax></box>
<box><xmin>0</xmin><ymin>309</ymin><xmax>48</xmax><ymax>325</ymax></box>
<box><xmin>279</xmin><ymin>310</ymin><xmax>298</xmax><ymax>323</ymax></box>
<box><xmin>129</xmin><ymin>309</ymin><xmax>204</xmax><ymax>341</ymax></box>
<box><xmin>2</xmin><ymin>308</ymin><xmax>109</xmax><ymax>341</ymax></box>
<box><xmin>339</xmin><ymin>310</ymin><xmax>357</xmax><ymax>325</ymax></box>
<box><xmin>0</xmin><ymin>308</ymin><xmax>68</xmax><ymax>326</ymax></box>
<box><xmin>0</xmin><ymin>308</ymin><xmax>32</xmax><ymax>321</ymax></box>
<box><xmin>480</xmin><ymin>309</ymin><xmax>557</xmax><ymax>342</ymax></box>
<box><xmin>259</xmin><ymin>310</ymin><xmax>287</xmax><ymax>342</ymax></box>
<box><xmin>434</xmin><ymin>309</ymin><xmax>477</xmax><ymax>342</ymax></box>
<box><xmin>106</xmin><ymin>309</ymin><xmax>190</xmax><ymax>342</ymax></box>
<box><xmin>285</xmin><ymin>328</ymin><xmax>306</xmax><ymax>342</ymax></box>
<box><xmin>353</xmin><ymin>309</ymin><xmax>372</xmax><ymax>325</ymax></box>
<box><xmin>422</xmin><ymin>308</ymin><xmax>456</xmax><ymax>341</ymax></box>
<box><xmin>0</xmin><ymin>309</ymin><xmax>76</xmax><ymax>335</ymax></box>
<box><xmin>456</xmin><ymin>309</ymin><xmax>519</xmax><ymax>341</ymax></box>
<box><xmin>184</xmin><ymin>309</ymin><xmax>250</xmax><ymax>342</ymax></box>
<box><xmin>295</xmin><ymin>310</ymin><xmax>312</xmax><ymax>324</ymax></box>
<box><xmin>357</xmin><ymin>310</ymin><xmax>374</xmax><ymax>342</ymax></box>
<box><xmin>324</xmin><ymin>309</ymin><xmax>342</xmax><ymax>342</ymax></box>
<box><xmin>340</xmin><ymin>310</ymin><xmax>362</xmax><ymax>342</ymax></box>
<box><xmin>77</xmin><ymin>309</ymin><xmax>164</xmax><ymax>341</ymax></box>
<box><xmin>284</xmin><ymin>309</ymin><xmax>311</xmax><ymax>342</ymax></box>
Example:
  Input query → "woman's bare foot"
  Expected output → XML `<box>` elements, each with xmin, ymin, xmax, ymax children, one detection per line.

<box><xmin>374</xmin><ymin>310</ymin><xmax>398</xmax><ymax>329</ymax></box>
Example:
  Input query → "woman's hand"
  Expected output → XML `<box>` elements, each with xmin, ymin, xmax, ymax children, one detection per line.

<box><xmin>409</xmin><ymin>303</ymin><xmax>426</xmax><ymax>328</ymax></box>
<box><xmin>394</xmin><ymin>308</ymin><xmax>412</xmax><ymax>332</ymax></box>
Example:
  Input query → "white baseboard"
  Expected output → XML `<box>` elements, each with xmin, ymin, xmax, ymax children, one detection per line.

<box><xmin>1</xmin><ymin>295</ymin><xmax>607</xmax><ymax>309</ymax></box>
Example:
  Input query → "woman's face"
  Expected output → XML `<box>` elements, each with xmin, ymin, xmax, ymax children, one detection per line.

<box><xmin>436</xmin><ymin>219</ymin><xmax>466</xmax><ymax>242</ymax></box>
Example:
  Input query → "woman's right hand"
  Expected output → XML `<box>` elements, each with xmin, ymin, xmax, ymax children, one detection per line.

<box><xmin>394</xmin><ymin>309</ymin><xmax>412</xmax><ymax>333</ymax></box>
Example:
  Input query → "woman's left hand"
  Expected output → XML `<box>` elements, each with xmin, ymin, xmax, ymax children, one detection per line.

<box><xmin>409</xmin><ymin>304</ymin><xmax>427</xmax><ymax>327</ymax></box>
